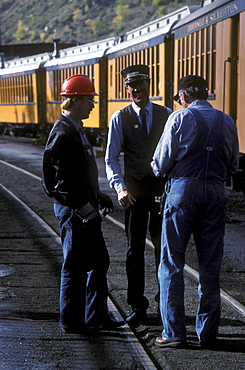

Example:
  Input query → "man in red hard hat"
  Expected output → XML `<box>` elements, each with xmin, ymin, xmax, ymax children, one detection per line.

<box><xmin>42</xmin><ymin>74</ymin><xmax>123</xmax><ymax>334</ymax></box>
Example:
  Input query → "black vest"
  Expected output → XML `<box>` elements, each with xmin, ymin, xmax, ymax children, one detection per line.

<box><xmin>121</xmin><ymin>103</ymin><xmax>169</xmax><ymax>180</ymax></box>
<box><xmin>120</xmin><ymin>103</ymin><xmax>169</xmax><ymax>197</ymax></box>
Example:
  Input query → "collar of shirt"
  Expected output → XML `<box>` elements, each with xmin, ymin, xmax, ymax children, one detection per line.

<box><xmin>62</xmin><ymin>112</ymin><xmax>83</xmax><ymax>132</ymax></box>
<box><xmin>132</xmin><ymin>101</ymin><xmax>152</xmax><ymax>116</ymax></box>
<box><xmin>132</xmin><ymin>101</ymin><xmax>152</xmax><ymax>132</ymax></box>
<box><xmin>62</xmin><ymin>112</ymin><xmax>91</xmax><ymax>149</ymax></box>
<box><xmin>189</xmin><ymin>100</ymin><xmax>213</xmax><ymax>109</ymax></box>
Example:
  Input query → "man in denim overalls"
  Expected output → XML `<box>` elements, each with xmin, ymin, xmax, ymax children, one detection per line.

<box><xmin>151</xmin><ymin>75</ymin><xmax>239</xmax><ymax>349</ymax></box>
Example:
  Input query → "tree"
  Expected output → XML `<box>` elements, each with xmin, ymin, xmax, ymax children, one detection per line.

<box><xmin>113</xmin><ymin>2</ymin><xmax>129</xmax><ymax>29</ymax></box>
<box><xmin>14</xmin><ymin>20</ymin><xmax>28</xmax><ymax>42</ymax></box>
<box><xmin>91</xmin><ymin>19</ymin><xmax>104</xmax><ymax>38</ymax></box>
<box><xmin>73</xmin><ymin>9</ymin><xmax>82</xmax><ymax>22</ymax></box>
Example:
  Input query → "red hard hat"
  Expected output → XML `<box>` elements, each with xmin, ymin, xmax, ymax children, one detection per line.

<box><xmin>60</xmin><ymin>74</ymin><xmax>99</xmax><ymax>96</ymax></box>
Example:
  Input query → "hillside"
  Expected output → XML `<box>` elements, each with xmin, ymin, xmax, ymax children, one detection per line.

<box><xmin>1</xmin><ymin>0</ymin><xmax>201</xmax><ymax>46</ymax></box>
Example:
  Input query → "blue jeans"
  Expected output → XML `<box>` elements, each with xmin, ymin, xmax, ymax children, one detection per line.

<box><xmin>158</xmin><ymin>178</ymin><xmax>227</xmax><ymax>342</ymax></box>
<box><xmin>54</xmin><ymin>204</ymin><xmax>110</xmax><ymax>329</ymax></box>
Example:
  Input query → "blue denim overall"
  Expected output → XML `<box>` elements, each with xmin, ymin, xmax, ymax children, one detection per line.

<box><xmin>159</xmin><ymin>108</ymin><xmax>228</xmax><ymax>342</ymax></box>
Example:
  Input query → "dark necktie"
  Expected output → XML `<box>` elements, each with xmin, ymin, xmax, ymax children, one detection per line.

<box><xmin>140</xmin><ymin>108</ymin><xmax>147</xmax><ymax>134</ymax></box>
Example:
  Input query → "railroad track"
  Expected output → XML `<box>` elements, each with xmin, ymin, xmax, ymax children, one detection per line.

<box><xmin>0</xmin><ymin>162</ymin><xmax>161</xmax><ymax>370</ymax></box>
<box><xmin>1</xmin><ymin>159</ymin><xmax>245</xmax><ymax>319</ymax></box>
<box><xmin>0</xmin><ymin>141</ymin><xmax>245</xmax><ymax>369</ymax></box>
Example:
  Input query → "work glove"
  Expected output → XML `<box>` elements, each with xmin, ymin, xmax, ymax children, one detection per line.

<box><xmin>98</xmin><ymin>191</ymin><xmax>114</xmax><ymax>217</ymax></box>
<box><xmin>75</xmin><ymin>202</ymin><xmax>101</xmax><ymax>227</ymax></box>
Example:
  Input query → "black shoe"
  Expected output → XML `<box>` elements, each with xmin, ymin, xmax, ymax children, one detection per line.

<box><xmin>126</xmin><ymin>308</ymin><xmax>147</xmax><ymax>327</ymax></box>
<box><xmin>100</xmin><ymin>315</ymin><xmax>125</xmax><ymax>330</ymax></box>
<box><xmin>61</xmin><ymin>324</ymin><xmax>86</xmax><ymax>335</ymax></box>
<box><xmin>200</xmin><ymin>339</ymin><xmax>218</xmax><ymax>350</ymax></box>
<box><xmin>61</xmin><ymin>323</ymin><xmax>100</xmax><ymax>335</ymax></box>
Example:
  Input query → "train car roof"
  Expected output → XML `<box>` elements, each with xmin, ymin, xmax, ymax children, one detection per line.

<box><xmin>105</xmin><ymin>5</ymin><xmax>200</xmax><ymax>58</ymax></box>
<box><xmin>172</xmin><ymin>0</ymin><xmax>244</xmax><ymax>38</ymax></box>
<box><xmin>0</xmin><ymin>52</ymin><xmax>51</xmax><ymax>76</ymax></box>
<box><xmin>44</xmin><ymin>37</ymin><xmax>117</xmax><ymax>69</ymax></box>
<box><xmin>125</xmin><ymin>5</ymin><xmax>200</xmax><ymax>40</ymax></box>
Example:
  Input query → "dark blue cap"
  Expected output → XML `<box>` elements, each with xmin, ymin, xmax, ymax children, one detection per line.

<box><xmin>121</xmin><ymin>65</ymin><xmax>149</xmax><ymax>84</ymax></box>
<box><xmin>173</xmin><ymin>75</ymin><xmax>209</xmax><ymax>101</ymax></box>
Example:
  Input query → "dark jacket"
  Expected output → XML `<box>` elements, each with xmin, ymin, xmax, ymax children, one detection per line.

<box><xmin>42</xmin><ymin>115</ymin><xmax>99</xmax><ymax>209</ymax></box>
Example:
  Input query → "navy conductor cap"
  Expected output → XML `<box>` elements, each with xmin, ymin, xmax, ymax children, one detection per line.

<box><xmin>121</xmin><ymin>65</ymin><xmax>150</xmax><ymax>84</ymax></box>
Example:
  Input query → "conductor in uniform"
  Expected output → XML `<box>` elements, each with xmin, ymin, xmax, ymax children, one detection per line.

<box><xmin>105</xmin><ymin>65</ymin><xmax>172</xmax><ymax>326</ymax></box>
<box><xmin>42</xmin><ymin>74</ymin><xmax>123</xmax><ymax>334</ymax></box>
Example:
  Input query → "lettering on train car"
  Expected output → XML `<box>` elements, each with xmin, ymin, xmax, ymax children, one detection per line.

<box><xmin>187</xmin><ymin>2</ymin><xmax>238</xmax><ymax>33</ymax></box>
<box><xmin>174</xmin><ymin>0</ymin><xmax>242</xmax><ymax>38</ymax></box>
<box><xmin>116</xmin><ymin>42</ymin><xmax>150</xmax><ymax>57</ymax></box>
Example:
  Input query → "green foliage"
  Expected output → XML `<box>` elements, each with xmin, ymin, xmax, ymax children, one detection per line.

<box><xmin>158</xmin><ymin>5</ymin><xmax>167</xmax><ymax>17</ymax></box>
<box><xmin>139</xmin><ymin>0</ymin><xmax>152</xmax><ymax>5</ymax></box>
<box><xmin>1</xmin><ymin>0</ymin><xmax>199</xmax><ymax>45</ymax></box>
<box><xmin>73</xmin><ymin>9</ymin><xmax>82</xmax><ymax>22</ymax></box>
<box><xmin>115</xmin><ymin>0</ymin><xmax>128</xmax><ymax>5</ymax></box>
<box><xmin>113</xmin><ymin>3</ymin><xmax>129</xmax><ymax>29</ymax></box>
<box><xmin>14</xmin><ymin>20</ymin><xmax>28</xmax><ymax>42</ymax></box>
<box><xmin>152</xmin><ymin>0</ymin><xmax>166</xmax><ymax>5</ymax></box>
<box><xmin>91</xmin><ymin>19</ymin><xmax>104</xmax><ymax>38</ymax></box>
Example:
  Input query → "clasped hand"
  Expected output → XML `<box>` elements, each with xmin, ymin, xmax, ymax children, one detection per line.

<box><xmin>118</xmin><ymin>190</ymin><xmax>136</xmax><ymax>207</ymax></box>
<box><xmin>98</xmin><ymin>191</ymin><xmax>114</xmax><ymax>217</ymax></box>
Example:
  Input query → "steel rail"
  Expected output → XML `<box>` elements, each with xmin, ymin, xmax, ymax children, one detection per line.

<box><xmin>0</xmin><ymin>179</ymin><xmax>160</xmax><ymax>370</ymax></box>
<box><xmin>1</xmin><ymin>158</ymin><xmax>245</xmax><ymax>318</ymax></box>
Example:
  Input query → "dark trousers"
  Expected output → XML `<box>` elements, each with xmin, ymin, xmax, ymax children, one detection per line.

<box><xmin>125</xmin><ymin>198</ymin><xmax>162</xmax><ymax>309</ymax></box>
<box><xmin>54</xmin><ymin>204</ymin><xmax>110</xmax><ymax>329</ymax></box>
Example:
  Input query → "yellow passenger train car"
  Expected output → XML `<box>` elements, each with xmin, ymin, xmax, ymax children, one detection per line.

<box><xmin>172</xmin><ymin>0</ymin><xmax>245</xmax><ymax>190</ymax></box>
<box><xmin>0</xmin><ymin>53</ymin><xmax>49</xmax><ymax>136</ymax></box>
<box><xmin>44</xmin><ymin>37</ymin><xmax>116</xmax><ymax>144</ymax></box>
<box><xmin>0</xmin><ymin>0</ymin><xmax>245</xmax><ymax>192</ymax></box>
<box><xmin>105</xmin><ymin>5</ymin><xmax>200</xmax><ymax>122</ymax></box>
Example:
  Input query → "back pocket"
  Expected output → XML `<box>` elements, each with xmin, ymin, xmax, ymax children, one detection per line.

<box><xmin>167</xmin><ymin>177</ymin><xmax>197</xmax><ymax>209</ymax></box>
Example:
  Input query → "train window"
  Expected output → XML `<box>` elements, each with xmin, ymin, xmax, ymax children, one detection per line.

<box><xmin>156</xmin><ymin>46</ymin><xmax>159</xmax><ymax>64</ymax></box>
<box><xmin>182</xmin><ymin>38</ymin><xmax>185</xmax><ymax>59</ymax></box>
<box><xmin>134</xmin><ymin>53</ymin><xmax>138</xmax><ymax>65</ymax></box>
<box><xmin>196</xmin><ymin>32</ymin><xmax>200</xmax><ymax>56</ymax></box>
<box><xmin>147</xmin><ymin>48</ymin><xmax>150</xmax><ymax>66</ymax></box>
<box><xmin>213</xmin><ymin>25</ymin><xmax>216</xmax><ymax>50</ymax></box>
<box><xmin>176</xmin><ymin>24</ymin><xmax>216</xmax><ymax>96</ymax></box>
<box><xmin>186</xmin><ymin>37</ymin><xmax>189</xmax><ymax>59</ymax></box>
<box><xmin>207</xmin><ymin>27</ymin><xmax>211</xmax><ymax>52</ymax></box>
<box><xmin>112</xmin><ymin>46</ymin><xmax>160</xmax><ymax>100</ymax></box>
<box><xmin>156</xmin><ymin>64</ymin><xmax>160</xmax><ymax>96</ymax></box>
<box><xmin>151</xmin><ymin>48</ymin><xmax>155</xmax><ymax>64</ymax></box>
<box><xmin>52</xmin><ymin>70</ymin><xmax>62</xmax><ymax>102</ymax></box>
<box><xmin>151</xmin><ymin>66</ymin><xmax>155</xmax><ymax>97</ymax></box>
<box><xmin>191</xmin><ymin>34</ymin><xmax>195</xmax><ymax>57</ymax></box>
<box><xmin>201</xmin><ymin>29</ymin><xmax>205</xmax><ymax>54</ymax></box>
<box><xmin>110</xmin><ymin>64</ymin><xmax>113</xmax><ymax>88</ymax></box>
<box><xmin>0</xmin><ymin>74</ymin><xmax>34</xmax><ymax>104</ymax></box>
